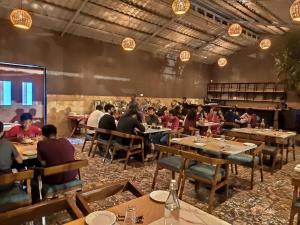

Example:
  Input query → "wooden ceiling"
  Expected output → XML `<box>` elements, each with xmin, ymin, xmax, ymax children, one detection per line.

<box><xmin>0</xmin><ymin>0</ymin><xmax>297</xmax><ymax>64</ymax></box>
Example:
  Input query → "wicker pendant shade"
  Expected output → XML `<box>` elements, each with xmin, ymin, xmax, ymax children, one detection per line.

<box><xmin>290</xmin><ymin>0</ymin><xmax>300</xmax><ymax>21</ymax></box>
<box><xmin>179</xmin><ymin>50</ymin><xmax>191</xmax><ymax>62</ymax></box>
<box><xmin>172</xmin><ymin>0</ymin><xmax>190</xmax><ymax>15</ymax></box>
<box><xmin>10</xmin><ymin>9</ymin><xmax>32</xmax><ymax>30</ymax></box>
<box><xmin>259</xmin><ymin>39</ymin><xmax>271</xmax><ymax>50</ymax></box>
<box><xmin>218</xmin><ymin>58</ymin><xmax>227</xmax><ymax>67</ymax></box>
<box><xmin>121</xmin><ymin>37</ymin><xmax>136</xmax><ymax>51</ymax></box>
<box><xmin>228</xmin><ymin>23</ymin><xmax>242</xmax><ymax>37</ymax></box>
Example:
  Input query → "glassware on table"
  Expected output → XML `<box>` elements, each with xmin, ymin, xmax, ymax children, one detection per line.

<box><xmin>164</xmin><ymin>180</ymin><xmax>180</xmax><ymax>225</ymax></box>
<box><xmin>124</xmin><ymin>205</ymin><xmax>136</xmax><ymax>225</ymax></box>
<box><xmin>195</xmin><ymin>130</ymin><xmax>201</xmax><ymax>142</ymax></box>
<box><xmin>247</xmin><ymin>123</ymin><xmax>251</xmax><ymax>128</ymax></box>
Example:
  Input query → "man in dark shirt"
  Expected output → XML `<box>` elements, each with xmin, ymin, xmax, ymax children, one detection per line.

<box><xmin>145</xmin><ymin>107</ymin><xmax>160</xmax><ymax>125</ymax></box>
<box><xmin>98</xmin><ymin>104</ymin><xmax>116</xmax><ymax>140</ymax></box>
<box><xmin>128</xmin><ymin>94</ymin><xmax>139</xmax><ymax>110</ymax></box>
<box><xmin>37</xmin><ymin>125</ymin><xmax>77</xmax><ymax>185</ymax></box>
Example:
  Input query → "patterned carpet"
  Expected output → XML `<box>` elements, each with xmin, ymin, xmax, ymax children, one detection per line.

<box><xmin>75</xmin><ymin>142</ymin><xmax>299</xmax><ymax>225</ymax></box>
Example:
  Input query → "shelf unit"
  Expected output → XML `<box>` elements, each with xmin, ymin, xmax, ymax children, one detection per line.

<box><xmin>207</xmin><ymin>82</ymin><xmax>286</xmax><ymax>103</ymax></box>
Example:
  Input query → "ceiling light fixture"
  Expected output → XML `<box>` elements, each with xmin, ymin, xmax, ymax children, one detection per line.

<box><xmin>121</xmin><ymin>37</ymin><xmax>136</xmax><ymax>51</ymax></box>
<box><xmin>259</xmin><ymin>39</ymin><xmax>271</xmax><ymax>50</ymax></box>
<box><xmin>180</xmin><ymin>50</ymin><xmax>191</xmax><ymax>62</ymax></box>
<box><xmin>228</xmin><ymin>23</ymin><xmax>242</xmax><ymax>37</ymax></box>
<box><xmin>218</xmin><ymin>58</ymin><xmax>227</xmax><ymax>67</ymax></box>
<box><xmin>10</xmin><ymin>0</ymin><xmax>32</xmax><ymax>30</ymax></box>
<box><xmin>290</xmin><ymin>0</ymin><xmax>300</xmax><ymax>22</ymax></box>
<box><xmin>172</xmin><ymin>0</ymin><xmax>190</xmax><ymax>15</ymax></box>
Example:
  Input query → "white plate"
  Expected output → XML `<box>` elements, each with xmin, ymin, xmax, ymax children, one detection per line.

<box><xmin>22</xmin><ymin>150</ymin><xmax>37</xmax><ymax>156</ymax></box>
<box><xmin>214</xmin><ymin>138</ymin><xmax>222</xmax><ymax>141</ymax></box>
<box><xmin>243</xmin><ymin>142</ymin><xmax>256</xmax><ymax>147</ymax></box>
<box><xmin>194</xmin><ymin>143</ymin><xmax>206</xmax><ymax>147</ymax></box>
<box><xmin>287</xmin><ymin>132</ymin><xmax>295</xmax><ymax>134</ymax></box>
<box><xmin>22</xmin><ymin>139</ymin><xmax>34</xmax><ymax>144</ymax></box>
<box><xmin>85</xmin><ymin>211</ymin><xmax>117</xmax><ymax>225</ymax></box>
<box><xmin>150</xmin><ymin>190</ymin><xmax>169</xmax><ymax>203</ymax></box>
<box><xmin>171</xmin><ymin>138</ymin><xmax>181</xmax><ymax>142</ymax></box>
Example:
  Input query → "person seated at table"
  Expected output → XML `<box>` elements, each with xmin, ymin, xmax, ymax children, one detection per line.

<box><xmin>86</xmin><ymin>105</ymin><xmax>104</xmax><ymax>134</ymax></box>
<box><xmin>98</xmin><ymin>104</ymin><xmax>116</xmax><ymax>140</ymax></box>
<box><xmin>196</xmin><ymin>105</ymin><xmax>207</xmax><ymax>121</ymax></box>
<box><xmin>183</xmin><ymin>109</ymin><xmax>197</xmax><ymax>135</ymax></box>
<box><xmin>173</xmin><ymin>105</ymin><xmax>183</xmax><ymax>118</ymax></box>
<box><xmin>224</xmin><ymin>106</ymin><xmax>239</xmax><ymax>123</ymax></box>
<box><xmin>207</xmin><ymin>108</ymin><xmax>221</xmax><ymax>134</ymax></box>
<box><xmin>152</xmin><ymin>109</ymin><xmax>179</xmax><ymax>145</ymax></box>
<box><xmin>156</xmin><ymin>106</ymin><xmax>168</xmax><ymax>117</ymax></box>
<box><xmin>37</xmin><ymin>125</ymin><xmax>77</xmax><ymax>185</ymax></box>
<box><xmin>145</xmin><ymin>107</ymin><xmax>160</xmax><ymax>126</ymax></box>
<box><xmin>5</xmin><ymin>113</ymin><xmax>41</xmax><ymax>140</ymax></box>
<box><xmin>0</xmin><ymin>121</ymin><xmax>23</xmax><ymax>191</ymax></box>
<box><xmin>235</xmin><ymin>108</ymin><xmax>256</xmax><ymax>127</ymax></box>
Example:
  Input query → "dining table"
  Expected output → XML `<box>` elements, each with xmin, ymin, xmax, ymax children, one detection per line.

<box><xmin>64</xmin><ymin>194</ymin><xmax>230</xmax><ymax>225</ymax></box>
<box><xmin>13</xmin><ymin>141</ymin><xmax>38</xmax><ymax>160</ymax></box>
<box><xmin>68</xmin><ymin>114</ymin><xmax>89</xmax><ymax>137</ymax></box>
<box><xmin>143</xmin><ymin>127</ymin><xmax>172</xmax><ymax>134</ymax></box>
<box><xmin>170</xmin><ymin>136</ymin><xmax>257</xmax><ymax>155</ymax></box>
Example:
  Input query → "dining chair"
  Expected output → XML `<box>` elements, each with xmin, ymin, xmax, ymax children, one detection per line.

<box><xmin>226</xmin><ymin>138</ymin><xmax>265</xmax><ymax>189</ymax></box>
<box><xmin>35</xmin><ymin>159</ymin><xmax>88</xmax><ymax>199</ymax></box>
<box><xmin>90</xmin><ymin>128</ymin><xmax>113</xmax><ymax>158</ymax></box>
<box><xmin>289</xmin><ymin>177</ymin><xmax>300</xmax><ymax>225</ymax></box>
<box><xmin>0</xmin><ymin>170</ymin><xmax>34</xmax><ymax>212</ymax></box>
<box><xmin>109</xmin><ymin>131</ymin><xmax>145</xmax><ymax>170</ymax></box>
<box><xmin>178</xmin><ymin>151</ymin><xmax>230</xmax><ymax>213</ymax></box>
<box><xmin>76</xmin><ymin>179</ymin><xmax>143</xmax><ymax>216</ymax></box>
<box><xmin>152</xmin><ymin>144</ymin><xmax>195</xmax><ymax>190</ymax></box>
<box><xmin>188</xmin><ymin>127</ymin><xmax>200</xmax><ymax>136</ymax></box>
<box><xmin>0</xmin><ymin>197</ymin><xmax>82</xmax><ymax>225</ymax></box>
<box><xmin>80</xmin><ymin>124</ymin><xmax>97</xmax><ymax>153</ymax></box>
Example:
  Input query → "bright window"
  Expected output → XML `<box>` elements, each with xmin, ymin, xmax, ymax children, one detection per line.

<box><xmin>0</xmin><ymin>80</ymin><xmax>12</xmax><ymax>105</ymax></box>
<box><xmin>22</xmin><ymin>82</ymin><xmax>33</xmax><ymax>105</ymax></box>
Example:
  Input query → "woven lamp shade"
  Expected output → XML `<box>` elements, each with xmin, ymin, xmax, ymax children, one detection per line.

<box><xmin>172</xmin><ymin>0</ymin><xmax>190</xmax><ymax>15</ymax></box>
<box><xmin>228</xmin><ymin>23</ymin><xmax>242</xmax><ymax>37</ymax></box>
<box><xmin>290</xmin><ymin>0</ymin><xmax>300</xmax><ymax>21</ymax></box>
<box><xmin>121</xmin><ymin>37</ymin><xmax>136</xmax><ymax>51</ymax></box>
<box><xmin>10</xmin><ymin>9</ymin><xmax>32</xmax><ymax>30</ymax></box>
<box><xmin>259</xmin><ymin>39</ymin><xmax>271</xmax><ymax>50</ymax></box>
<box><xmin>218</xmin><ymin>58</ymin><xmax>227</xmax><ymax>67</ymax></box>
<box><xmin>180</xmin><ymin>50</ymin><xmax>191</xmax><ymax>62</ymax></box>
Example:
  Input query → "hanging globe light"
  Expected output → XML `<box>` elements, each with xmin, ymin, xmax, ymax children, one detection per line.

<box><xmin>290</xmin><ymin>0</ymin><xmax>300</xmax><ymax>21</ymax></box>
<box><xmin>179</xmin><ymin>50</ymin><xmax>191</xmax><ymax>62</ymax></box>
<box><xmin>228</xmin><ymin>23</ymin><xmax>242</xmax><ymax>37</ymax></box>
<box><xmin>10</xmin><ymin>9</ymin><xmax>32</xmax><ymax>30</ymax></box>
<box><xmin>172</xmin><ymin>0</ymin><xmax>190</xmax><ymax>15</ymax></box>
<box><xmin>218</xmin><ymin>58</ymin><xmax>227</xmax><ymax>67</ymax></box>
<box><xmin>259</xmin><ymin>39</ymin><xmax>271</xmax><ymax>50</ymax></box>
<box><xmin>121</xmin><ymin>37</ymin><xmax>136</xmax><ymax>51</ymax></box>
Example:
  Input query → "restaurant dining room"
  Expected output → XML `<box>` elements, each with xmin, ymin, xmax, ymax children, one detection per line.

<box><xmin>1</xmin><ymin>0</ymin><xmax>300</xmax><ymax>224</ymax></box>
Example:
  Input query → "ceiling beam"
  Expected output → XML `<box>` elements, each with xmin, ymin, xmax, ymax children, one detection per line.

<box><xmin>61</xmin><ymin>0</ymin><xmax>89</xmax><ymax>37</ymax></box>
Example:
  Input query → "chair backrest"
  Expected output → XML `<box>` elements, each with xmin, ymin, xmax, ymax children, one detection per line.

<box><xmin>95</xmin><ymin>128</ymin><xmax>113</xmax><ymax>135</ymax></box>
<box><xmin>189</xmin><ymin>127</ymin><xmax>199</xmax><ymax>136</ymax></box>
<box><xmin>76</xmin><ymin>180</ymin><xmax>143</xmax><ymax>215</ymax></box>
<box><xmin>0</xmin><ymin>170</ymin><xmax>34</xmax><ymax>185</ymax></box>
<box><xmin>79</xmin><ymin>124</ymin><xmax>96</xmax><ymax>134</ymax></box>
<box><xmin>111</xmin><ymin>130</ymin><xmax>142</xmax><ymax>140</ymax></box>
<box><xmin>180</xmin><ymin>150</ymin><xmax>228</xmax><ymax>165</ymax></box>
<box><xmin>155</xmin><ymin>144</ymin><xmax>182</xmax><ymax>156</ymax></box>
<box><xmin>39</xmin><ymin>160</ymin><xmax>88</xmax><ymax>177</ymax></box>
<box><xmin>0</xmin><ymin>197</ymin><xmax>82</xmax><ymax>224</ymax></box>
<box><xmin>234</xmin><ymin>138</ymin><xmax>265</xmax><ymax>155</ymax></box>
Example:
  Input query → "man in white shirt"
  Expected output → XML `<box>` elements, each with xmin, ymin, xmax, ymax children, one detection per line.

<box><xmin>86</xmin><ymin>105</ymin><xmax>104</xmax><ymax>134</ymax></box>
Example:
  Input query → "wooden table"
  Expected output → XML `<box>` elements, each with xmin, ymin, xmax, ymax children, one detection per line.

<box><xmin>68</xmin><ymin>115</ymin><xmax>89</xmax><ymax>137</ymax></box>
<box><xmin>171</xmin><ymin>136</ymin><xmax>257</xmax><ymax>155</ymax></box>
<box><xmin>64</xmin><ymin>194</ymin><xmax>229</xmax><ymax>225</ymax></box>
<box><xmin>143</xmin><ymin>127</ymin><xmax>171</xmax><ymax>134</ymax></box>
<box><xmin>197</xmin><ymin>121</ymin><xmax>220</xmax><ymax>127</ymax></box>
<box><xmin>13</xmin><ymin>142</ymin><xmax>37</xmax><ymax>160</ymax></box>
<box><xmin>231</xmin><ymin>128</ymin><xmax>296</xmax><ymax>140</ymax></box>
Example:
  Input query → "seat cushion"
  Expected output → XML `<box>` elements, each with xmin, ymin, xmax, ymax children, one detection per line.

<box><xmin>158</xmin><ymin>156</ymin><xmax>196</xmax><ymax>171</ymax></box>
<box><xmin>226</xmin><ymin>154</ymin><xmax>259</xmax><ymax>165</ymax></box>
<box><xmin>263</xmin><ymin>145</ymin><xmax>277</xmax><ymax>153</ymax></box>
<box><xmin>0</xmin><ymin>184</ymin><xmax>30</xmax><ymax>212</ymax></box>
<box><xmin>42</xmin><ymin>179</ymin><xmax>82</xmax><ymax>196</ymax></box>
<box><xmin>185</xmin><ymin>163</ymin><xmax>225</xmax><ymax>181</ymax></box>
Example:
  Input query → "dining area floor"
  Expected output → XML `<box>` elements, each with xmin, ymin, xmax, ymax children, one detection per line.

<box><xmin>72</xmin><ymin>140</ymin><xmax>300</xmax><ymax>225</ymax></box>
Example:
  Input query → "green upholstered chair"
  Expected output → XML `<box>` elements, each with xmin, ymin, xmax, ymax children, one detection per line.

<box><xmin>0</xmin><ymin>170</ymin><xmax>34</xmax><ymax>212</ymax></box>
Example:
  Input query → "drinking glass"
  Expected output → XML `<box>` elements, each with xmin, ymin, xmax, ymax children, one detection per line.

<box><xmin>124</xmin><ymin>205</ymin><xmax>136</xmax><ymax>225</ymax></box>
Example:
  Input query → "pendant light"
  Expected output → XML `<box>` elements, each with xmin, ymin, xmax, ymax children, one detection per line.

<box><xmin>218</xmin><ymin>58</ymin><xmax>227</xmax><ymax>67</ymax></box>
<box><xmin>121</xmin><ymin>12</ymin><xmax>136</xmax><ymax>51</ymax></box>
<box><xmin>259</xmin><ymin>39</ymin><xmax>271</xmax><ymax>50</ymax></box>
<box><xmin>290</xmin><ymin>0</ymin><xmax>300</xmax><ymax>22</ymax></box>
<box><xmin>10</xmin><ymin>0</ymin><xmax>32</xmax><ymax>30</ymax></box>
<box><xmin>228</xmin><ymin>23</ymin><xmax>242</xmax><ymax>37</ymax></box>
<box><xmin>179</xmin><ymin>50</ymin><xmax>191</xmax><ymax>62</ymax></box>
<box><xmin>172</xmin><ymin>0</ymin><xmax>190</xmax><ymax>15</ymax></box>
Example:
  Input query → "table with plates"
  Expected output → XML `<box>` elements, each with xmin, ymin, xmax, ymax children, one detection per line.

<box><xmin>13</xmin><ymin>142</ymin><xmax>38</xmax><ymax>160</ymax></box>
<box><xmin>170</xmin><ymin>136</ymin><xmax>257</xmax><ymax>155</ymax></box>
<box><xmin>64</xmin><ymin>194</ymin><xmax>230</xmax><ymax>225</ymax></box>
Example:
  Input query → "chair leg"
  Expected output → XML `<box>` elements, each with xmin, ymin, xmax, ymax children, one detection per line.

<box><xmin>92</xmin><ymin>142</ymin><xmax>98</xmax><ymax>158</ymax></box>
<box><xmin>103</xmin><ymin>145</ymin><xmax>109</xmax><ymax>163</ymax></box>
<box><xmin>152</xmin><ymin>166</ymin><xmax>159</xmax><ymax>189</ymax></box>
<box><xmin>141</xmin><ymin>149</ymin><xmax>145</xmax><ymax>164</ymax></box>
<box><xmin>286</xmin><ymin>148</ymin><xmax>289</xmax><ymax>164</ymax></box>
<box><xmin>289</xmin><ymin>209</ymin><xmax>295</xmax><ymax>225</ymax></box>
<box><xmin>208</xmin><ymin>187</ymin><xmax>216</xmax><ymax>213</ymax></box>
<box><xmin>250</xmin><ymin>167</ymin><xmax>254</xmax><ymax>190</ymax></box>
<box><xmin>271</xmin><ymin>154</ymin><xmax>276</xmax><ymax>175</ymax></box>
<box><xmin>81</xmin><ymin>139</ymin><xmax>87</xmax><ymax>152</ymax></box>
<box><xmin>234</xmin><ymin>164</ymin><xmax>238</xmax><ymax>175</ymax></box>
<box><xmin>230</xmin><ymin>164</ymin><xmax>234</xmax><ymax>174</ymax></box>
<box><xmin>88</xmin><ymin>142</ymin><xmax>95</xmax><ymax>157</ymax></box>
<box><xmin>124</xmin><ymin>151</ymin><xmax>130</xmax><ymax>170</ymax></box>
<box><xmin>293</xmin><ymin>147</ymin><xmax>296</xmax><ymax>161</ymax></box>
<box><xmin>172</xmin><ymin>171</ymin><xmax>175</xmax><ymax>179</ymax></box>
<box><xmin>178</xmin><ymin>176</ymin><xmax>186</xmax><ymax>199</ymax></box>
<box><xmin>225</xmin><ymin>182</ymin><xmax>229</xmax><ymax>200</ymax></box>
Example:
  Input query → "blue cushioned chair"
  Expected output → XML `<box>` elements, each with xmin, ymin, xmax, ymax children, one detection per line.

<box><xmin>0</xmin><ymin>170</ymin><xmax>34</xmax><ymax>212</ymax></box>
<box><xmin>36</xmin><ymin>160</ymin><xmax>88</xmax><ymax>200</ymax></box>
<box><xmin>80</xmin><ymin>125</ymin><xmax>97</xmax><ymax>154</ymax></box>
<box><xmin>179</xmin><ymin>151</ymin><xmax>229</xmax><ymax>213</ymax></box>
<box><xmin>226</xmin><ymin>138</ymin><xmax>265</xmax><ymax>190</ymax></box>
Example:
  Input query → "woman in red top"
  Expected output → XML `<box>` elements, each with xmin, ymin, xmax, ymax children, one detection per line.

<box><xmin>183</xmin><ymin>109</ymin><xmax>197</xmax><ymax>135</ymax></box>
<box><xmin>207</xmin><ymin>108</ymin><xmax>222</xmax><ymax>134</ymax></box>
<box><xmin>5</xmin><ymin>113</ymin><xmax>41</xmax><ymax>140</ymax></box>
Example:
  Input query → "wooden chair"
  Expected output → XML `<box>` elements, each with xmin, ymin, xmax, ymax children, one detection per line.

<box><xmin>76</xmin><ymin>180</ymin><xmax>143</xmax><ymax>216</ymax></box>
<box><xmin>178</xmin><ymin>151</ymin><xmax>229</xmax><ymax>213</ymax></box>
<box><xmin>227</xmin><ymin>138</ymin><xmax>265</xmax><ymax>189</ymax></box>
<box><xmin>35</xmin><ymin>159</ymin><xmax>88</xmax><ymax>199</ymax></box>
<box><xmin>289</xmin><ymin>177</ymin><xmax>300</xmax><ymax>225</ymax></box>
<box><xmin>0</xmin><ymin>170</ymin><xmax>34</xmax><ymax>212</ymax></box>
<box><xmin>80</xmin><ymin>124</ymin><xmax>97</xmax><ymax>153</ymax></box>
<box><xmin>284</xmin><ymin>135</ymin><xmax>296</xmax><ymax>164</ymax></box>
<box><xmin>0</xmin><ymin>197</ymin><xmax>82</xmax><ymax>225</ymax></box>
<box><xmin>152</xmin><ymin>145</ymin><xmax>191</xmax><ymax>190</ymax></box>
<box><xmin>168</xmin><ymin>127</ymin><xmax>185</xmax><ymax>146</ymax></box>
<box><xmin>108</xmin><ymin>131</ymin><xmax>144</xmax><ymax>170</ymax></box>
<box><xmin>89</xmin><ymin>128</ymin><xmax>113</xmax><ymax>158</ymax></box>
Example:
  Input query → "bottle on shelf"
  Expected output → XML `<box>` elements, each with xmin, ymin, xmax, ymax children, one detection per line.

<box><xmin>165</xmin><ymin>179</ymin><xmax>180</xmax><ymax>225</ymax></box>
<box><xmin>260</xmin><ymin>118</ymin><xmax>265</xmax><ymax>129</ymax></box>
